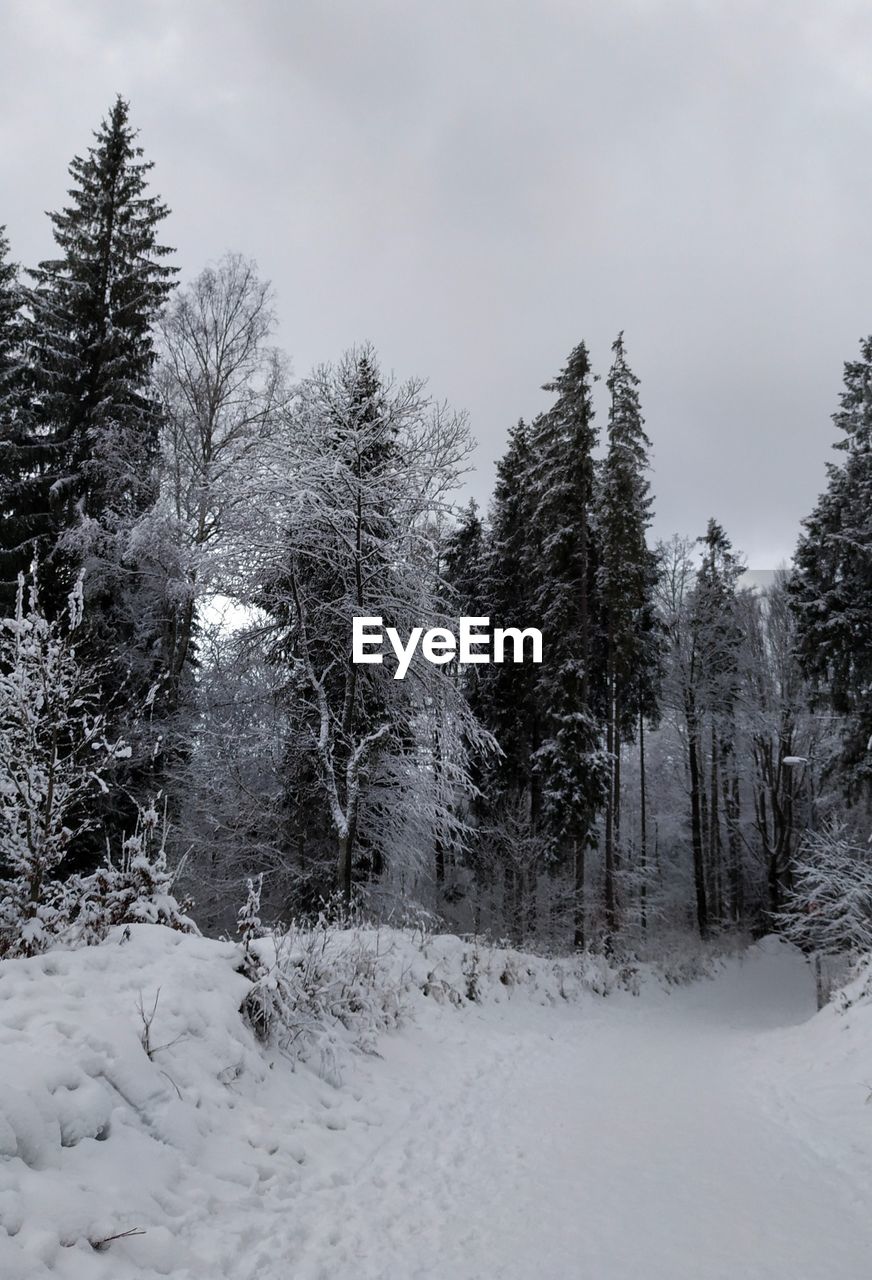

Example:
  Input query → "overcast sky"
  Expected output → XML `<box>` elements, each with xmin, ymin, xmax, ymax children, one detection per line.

<box><xmin>3</xmin><ymin>0</ymin><xmax>871</xmax><ymax>566</ymax></box>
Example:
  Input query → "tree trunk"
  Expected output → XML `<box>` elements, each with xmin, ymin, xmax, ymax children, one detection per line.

<box><xmin>504</xmin><ymin>863</ymin><xmax>522</xmax><ymax>944</ymax></box>
<box><xmin>687</xmin><ymin>709</ymin><xmax>709</xmax><ymax>937</ymax></box>
<box><xmin>720</xmin><ymin>740</ymin><xmax>742</xmax><ymax>924</ymax></box>
<box><xmin>613</xmin><ymin>719</ymin><xmax>622</xmax><ymax>852</ymax></box>
<box><xmin>639</xmin><ymin>707</ymin><xmax>647</xmax><ymax>935</ymax></box>
<box><xmin>603</xmin><ymin>676</ymin><xmax>616</xmax><ymax>939</ymax></box>
<box><xmin>435</xmin><ymin>833</ymin><xmax>445</xmax><ymax>886</ymax></box>
<box><xmin>573</xmin><ymin>837</ymin><xmax>586</xmax><ymax>950</ymax></box>
<box><xmin>525</xmin><ymin>865</ymin><xmax>537</xmax><ymax>942</ymax></box>
<box><xmin>338</xmin><ymin>805</ymin><xmax>359</xmax><ymax>907</ymax></box>
<box><xmin>709</xmin><ymin>724</ymin><xmax>721</xmax><ymax>924</ymax></box>
<box><xmin>338</xmin><ymin>831</ymin><xmax>352</xmax><ymax>905</ymax></box>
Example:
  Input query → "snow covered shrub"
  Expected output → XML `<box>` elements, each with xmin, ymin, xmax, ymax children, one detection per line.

<box><xmin>574</xmin><ymin>949</ymin><xmax>637</xmax><ymax>997</ymax></box>
<box><xmin>240</xmin><ymin>920</ymin><xmax>407</xmax><ymax>1078</ymax></box>
<box><xmin>462</xmin><ymin>941</ymin><xmax>482</xmax><ymax>1000</ymax></box>
<box><xmin>0</xmin><ymin>570</ymin><xmax>129</xmax><ymax>957</ymax></box>
<box><xmin>66</xmin><ymin>799</ymin><xmax>198</xmax><ymax>945</ymax></box>
<box><xmin>235</xmin><ymin>873</ymin><xmax>267</xmax><ymax>1005</ymax></box>
<box><xmin>776</xmin><ymin>824</ymin><xmax>872</xmax><ymax>959</ymax></box>
<box><xmin>237</xmin><ymin>872</ymin><xmax>266</xmax><ymax>951</ymax></box>
<box><xmin>641</xmin><ymin>932</ymin><xmax>737</xmax><ymax>988</ymax></box>
<box><xmin>833</xmin><ymin>951</ymin><xmax>872</xmax><ymax>1013</ymax></box>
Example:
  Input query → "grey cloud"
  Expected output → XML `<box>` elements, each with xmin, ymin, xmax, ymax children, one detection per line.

<box><xmin>3</xmin><ymin>0</ymin><xmax>872</xmax><ymax>565</ymax></box>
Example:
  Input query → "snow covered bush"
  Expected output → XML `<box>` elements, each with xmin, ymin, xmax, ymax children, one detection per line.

<box><xmin>238</xmin><ymin>917</ymin><xmax>645</xmax><ymax>1087</ymax></box>
<box><xmin>237</xmin><ymin>872</ymin><xmax>266</xmax><ymax>951</ymax></box>
<box><xmin>240</xmin><ymin>919</ymin><xmax>406</xmax><ymax>1082</ymax></box>
<box><xmin>66</xmin><ymin>799</ymin><xmax>198</xmax><ymax>945</ymax></box>
<box><xmin>0</xmin><ymin>570</ymin><xmax>130</xmax><ymax>957</ymax></box>
<box><xmin>776</xmin><ymin>824</ymin><xmax>872</xmax><ymax>959</ymax></box>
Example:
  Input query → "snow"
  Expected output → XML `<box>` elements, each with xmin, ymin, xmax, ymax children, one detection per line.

<box><xmin>1</xmin><ymin>927</ymin><xmax>871</xmax><ymax>1278</ymax></box>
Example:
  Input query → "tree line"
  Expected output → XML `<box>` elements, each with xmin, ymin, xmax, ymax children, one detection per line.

<box><xmin>1</xmin><ymin>98</ymin><xmax>870</xmax><ymax>957</ymax></box>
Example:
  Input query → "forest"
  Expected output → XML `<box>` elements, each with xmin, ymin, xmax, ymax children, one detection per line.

<box><xmin>1</xmin><ymin>96</ymin><xmax>871</xmax><ymax>969</ymax></box>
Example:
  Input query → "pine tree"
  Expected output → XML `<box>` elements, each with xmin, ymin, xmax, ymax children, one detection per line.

<box><xmin>0</xmin><ymin>227</ymin><xmax>41</xmax><ymax>614</ymax></box>
<box><xmin>470</xmin><ymin>424</ymin><xmax>541</xmax><ymax>805</ymax></box>
<box><xmin>655</xmin><ymin>524</ymin><xmax>744</xmax><ymax>938</ymax></box>
<box><xmin>0</xmin><ymin>226</ymin><xmax>19</xmax><ymax>384</ymax></box>
<box><xmin>444</xmin><ymin>434</ymin><xmax>545</xmax><ymax>936</ymax></box>
<box><xmin>442</xmin><ymin>499</ymin><xmax>485</xmax><ymax>618</ymax></box>
<box><xmin>791</xmin><ymin>336</ymin><xmax>872</xmax><ymax>798</ymax></box>
<box><xmin>686</xmin><ymin>519</ymin><xmax>744</xmax><ymax>933</ymax></box>
<box><xmin>528</xmin><ymin>342</ymin><xmax>608</xmax><ymax>947</ymax></box>
<box><xmin>17</xmin><ymin>97</ymin><xmax>176</xmax><ymax>635</ymax></box>
<box><xmin>439</xmin><ymin>501</ymin><xmax>486</xmax><ymax>892</ymax></box>
<box><xmin>597</xmin><ymin>333</ymin><xmax>660</xmax><ymax>940</ymax></box>
<box><xmin>7</xmin><ymin>99</ymin><xmax>178</xmax><ymax>851</ymax></box>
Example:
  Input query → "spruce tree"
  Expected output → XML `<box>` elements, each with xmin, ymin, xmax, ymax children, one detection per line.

<box><xmin>440</xmin><ymin>499</ymin><xmax>486</xmax><ymax>891</ymax></box>
<box><xmin>477</xmin><ymin>423</ymin><xmax>541</xmax><ymax>806</ymax></box>
<box><xmin>0</xmin><ymin>228</ymin><xmax>40</xmax><ymax>614</ymax></box>
<box><xmin>597</xmin><ymin>333</ymin><xmax>661</xmax><ymax>940</ymax></box>
<box><xmin>528</xmin><ymin>342</ymin><xmax>608</xmax><ymax>947</ymax></box>
<box><xmin>8</xmin><ymin>98</ymin><xmax>176</xmax><ymax>856</ymax></box>
<box><xmin>20</xmin><ymin>96</ymin><xmax>176</xmax><ymax>628</ymax></box>
<box><xmin>689</xmin><ymin>519</ymin><xmax>744</xmax><ymax>931</ymax></box>
<box><xmin>442</xmin><ymin>499</ymin><xmax>485</xmax><ymax>618</ymax></box>
<box><xmin>0</xmin><ymin>227</ymin><xmax>19</xmax><ymax>378</ymax></box>
<box><xmin>792</xmin><ymin>336</ymin><xmax>872</xmax><ymax>798</ymax></box>
<box><xmin>446</xmin><ymin>427</ymin><xmax>545</xmax><ymax>936</ymax></box>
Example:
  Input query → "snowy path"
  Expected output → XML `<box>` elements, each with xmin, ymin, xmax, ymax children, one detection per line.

<box><xmin>5</xmin><ymin>933</ymin><xmax>871</xmax><ymax>1279</ymax></box>
<box><xmin>215</xmin><ymin>943</ymin><xmax>872</xmax><ymax>1280</ymax></box>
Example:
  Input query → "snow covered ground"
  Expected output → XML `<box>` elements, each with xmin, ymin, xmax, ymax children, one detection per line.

<box><xmin>1</xmin><ymin>927</ymin><xmax>871</xmax><ymax>1279</ymax></box>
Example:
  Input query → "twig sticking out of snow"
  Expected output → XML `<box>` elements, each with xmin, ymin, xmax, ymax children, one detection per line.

<box><xmin>90</xmin><ymin>1227</ymin><xmax>146</xmax><ymax>1252</ymax></box>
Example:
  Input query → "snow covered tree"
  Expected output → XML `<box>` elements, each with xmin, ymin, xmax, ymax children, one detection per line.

<box><xmin>792</xmin><ymin>336</ymin><xmax>872</xmax><ymax>799</ymax></box>
<box><xmin>237</xmin><ymin>873</ymin><xmax>265</xmax><ymax>952</ymax></box>
<box><xmin>777</xmin><ymin>824</ymin><xmax>872</xmax><ymax>959</ymax></box>
<box><xmin>154</xmin><ymin>253</ymin><xmax>289</xmax><ymax>713</ymax></box>
<box><xmin>166</xmin><ymin>615</ymin><xmax>292</xmax><ymax>933</ymax></box>
<box><xmin>657</xmin><ymin>534</ymin><xmax>708</xmax><ymax>936</ymax></box>
<box><xmin>0</xmin><ymin>569</ymin><xmax>129</xmax><ymax>956</ymax></box>
<box><xmin>738</xmin><ymin>574</ymin><xmax>820</xmax><ymax>916</ymax></box>
<box><xmin>657</xmin><ymin>524</ymin><xmax>745</xmax><ymax>937</ymax></box>
<box><xmin>257</xmin><ymin>346</ymin><xmax>492</xmax><ymax>905</ymax></box>
<box><xmin>596</xmin><ymin>333</ymin><xmax>661</xmax><ymax>940</ymax></box>
<box><xmin>691</xmin><ymin>519</ymin><xmax>745</xmax><ymax>926</ymax></box>
<box><xmin>528</xmin><ymin>342</ymin><xmax>608</xmax><ymax>947</ymax></box>
<box><xmin>68</xmin><ymin>797</ymin><xmax>197</xmax><ymax>945</ymax></box>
